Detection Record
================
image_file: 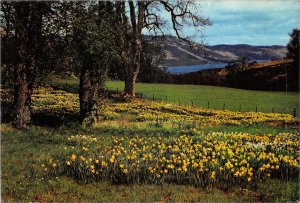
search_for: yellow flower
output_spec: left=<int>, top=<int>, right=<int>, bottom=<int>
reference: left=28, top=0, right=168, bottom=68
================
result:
left=192, top=162, right=198, bottom=168
left=120, top=164, right=124, bottom=168
left=102, top=161, right=107, bottom=167
left=110, top=156, right=115, bottom=163
left=66, top=161, right=71, bottom=166
left=247, top=177, right=251, bottom=182
left=167, top=164, right=174, bottom=169
left=71, top=154, right=76, bottom=161
left=210, top=171, right=216, bottom=179
left=123, top=169, right=128, bottom=174
left=52, top=163, right=57, bottom=167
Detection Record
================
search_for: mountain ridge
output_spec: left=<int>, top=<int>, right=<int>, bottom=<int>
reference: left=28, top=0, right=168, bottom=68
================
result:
left=150, top=36, right=287, bottom=67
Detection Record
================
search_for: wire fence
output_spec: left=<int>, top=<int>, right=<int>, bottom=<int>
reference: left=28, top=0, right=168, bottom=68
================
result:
left=113, top=88, right=298, bottom=117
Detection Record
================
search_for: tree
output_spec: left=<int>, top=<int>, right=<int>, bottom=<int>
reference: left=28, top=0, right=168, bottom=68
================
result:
left=116, top=1, right=210, bottom=97
left=2, top=2, right=53, bottom=128
left=72, top=2, right=119, bottom=125
left=225, top=56, right=249, bottom=87
left=286, top=29, right=300, bottom=91
left=286, top=29, right=300, bottom=61
left=138, top=38, right=166, bottom=83
left=1, top=2, right=72, bottom=128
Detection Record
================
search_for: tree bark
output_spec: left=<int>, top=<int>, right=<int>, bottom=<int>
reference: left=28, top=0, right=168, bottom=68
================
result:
left=123, top=2, right=145, bottom=97
left=11, top=2, right=45, bottom=128
left=124, top=71, right=137, bottom=97
left=12, top=3, right=31, bottom=128
left=79, top=59, right=105, bottom=125
left=12, top=64, right=32, bottom=128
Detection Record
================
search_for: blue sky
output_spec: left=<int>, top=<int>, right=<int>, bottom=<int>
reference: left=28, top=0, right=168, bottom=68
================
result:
left=144, top=0, right=300, bottom=46
left=199, top=0, right=300, bottom=45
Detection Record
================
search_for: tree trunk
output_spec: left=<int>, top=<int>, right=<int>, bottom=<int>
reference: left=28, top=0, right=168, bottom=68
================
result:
left=12, top=2, right=44, bottom=128
left=79, top=59, right=105, bottom=125
left=123, top=2, right=145, bottom=97
left=124, top=69, right=138, bottom=97
left=12, top=64, right=32, bottom=128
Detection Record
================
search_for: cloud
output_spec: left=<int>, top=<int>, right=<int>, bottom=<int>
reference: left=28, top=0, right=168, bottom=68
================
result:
left=199, top=0, right=300, bottom=45
left=142, top=0, right=300, bottom=45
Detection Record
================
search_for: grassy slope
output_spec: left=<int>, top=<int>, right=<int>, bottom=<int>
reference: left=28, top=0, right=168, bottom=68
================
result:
left=49, top=77, right=299, bottom=114
left=1, top=83, right=299, bottom=201
left=106, top=80, right=299, bottom=114
left=2, top=124, right=298, bottom=202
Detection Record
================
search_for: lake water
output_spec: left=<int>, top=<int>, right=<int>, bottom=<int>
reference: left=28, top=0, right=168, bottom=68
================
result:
left=167, top=60, right=270, bottom=74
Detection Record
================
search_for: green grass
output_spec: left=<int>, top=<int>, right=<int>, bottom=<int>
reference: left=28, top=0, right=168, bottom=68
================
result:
left=199, top=124, right=297, bottom=135
left=7, top=77, right=295, bottom=201
left=106, top=80, right=299, bottom=114
left=49, top=76, right=299, bottom=114
left=2, top=123, right=299, bottom=202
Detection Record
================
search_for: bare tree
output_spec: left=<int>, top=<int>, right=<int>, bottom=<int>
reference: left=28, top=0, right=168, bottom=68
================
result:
left=116, top=0, right=211, bottom=97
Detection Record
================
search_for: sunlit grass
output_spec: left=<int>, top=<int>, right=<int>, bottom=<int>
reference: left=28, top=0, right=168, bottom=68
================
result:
left=1, top=85, right=299, bottom=202
left=106, top=80, right=299, bottom=114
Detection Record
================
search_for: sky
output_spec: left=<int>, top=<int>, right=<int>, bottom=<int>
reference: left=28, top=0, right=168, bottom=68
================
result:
left=198, top=0, right=300, bottom=45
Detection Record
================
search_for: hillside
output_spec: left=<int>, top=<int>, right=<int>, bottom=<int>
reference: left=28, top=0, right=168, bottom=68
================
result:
left=161, top=60, right=299, bottom=92
left=155, top=36, right=287, bottom=66
left=1, top=85, right=299, bottom=202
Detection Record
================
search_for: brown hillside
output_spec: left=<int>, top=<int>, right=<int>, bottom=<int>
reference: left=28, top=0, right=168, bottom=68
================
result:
left=163, top=60, right=299, bottom=92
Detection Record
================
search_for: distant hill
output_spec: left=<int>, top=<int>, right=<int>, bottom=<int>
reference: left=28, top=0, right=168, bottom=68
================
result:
left=152, top=36, right=287, bottom=66
left=160, top=59, right=299, bottom=92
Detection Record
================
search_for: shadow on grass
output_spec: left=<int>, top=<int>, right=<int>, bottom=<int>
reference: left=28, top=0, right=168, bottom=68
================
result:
left=1, top=101, right=81, bottom=128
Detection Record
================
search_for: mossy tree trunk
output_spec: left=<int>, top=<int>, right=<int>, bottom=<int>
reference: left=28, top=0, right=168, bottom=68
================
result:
left=79, top=59, right=106, bottom=126
left=12, top=2, right=43, bottom=129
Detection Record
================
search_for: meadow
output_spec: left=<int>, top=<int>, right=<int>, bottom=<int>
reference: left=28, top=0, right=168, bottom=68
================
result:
left=1, top=82, right=299, bottom=202
left=50, top=76, right=299, bottom=114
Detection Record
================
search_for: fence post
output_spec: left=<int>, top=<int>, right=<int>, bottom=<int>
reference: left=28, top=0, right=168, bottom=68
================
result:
left=165, top=96, right=168, bottom=104
left=239, top=104, right=241, bottom=112
left=178, top=98, right=180, bottom=106
left=272, top=107, right=274, bottom=113
left=191, top=100, right=194, bottom=107
left=152, top=93, right=154, bottom=101
left=208, top=102, right=210, bottom=109
left=223, top=103, right=225, bottom=110
left=293, top=108, right=296, bottom=118
left=256, top=106, right=257, bottom=113
left=117, top=88, right=119, bottom=95
left=141, top=92, right=143, bottom=98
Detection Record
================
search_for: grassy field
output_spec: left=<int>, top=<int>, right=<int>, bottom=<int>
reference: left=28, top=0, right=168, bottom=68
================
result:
left=106, top=81, right=299, bottom=114
left=50, top=76, right=299, bottom=114
left=2, top=124, right=298, bottom=202
left=1, top=85, right=299, bottom=202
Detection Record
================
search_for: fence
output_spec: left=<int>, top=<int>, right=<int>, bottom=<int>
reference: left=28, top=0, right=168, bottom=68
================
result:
left=113, top=88, right=298, bottom=117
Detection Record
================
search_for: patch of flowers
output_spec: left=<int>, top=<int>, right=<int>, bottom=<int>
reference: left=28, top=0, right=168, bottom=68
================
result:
left=42, top=132, right=300, bottom=188
left=105, top=102, right=298, bottom=127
